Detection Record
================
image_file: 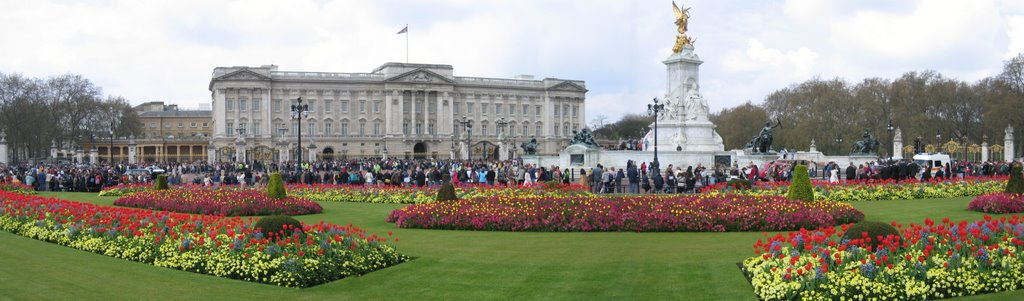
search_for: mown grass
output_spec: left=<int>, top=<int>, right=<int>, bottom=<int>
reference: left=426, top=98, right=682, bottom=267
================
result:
left=0, top=192, right=1020, bottom=300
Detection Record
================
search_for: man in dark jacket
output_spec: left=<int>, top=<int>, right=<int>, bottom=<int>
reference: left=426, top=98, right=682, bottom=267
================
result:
left=627, top=161, right=639, bottom=194
left=845, top=163, right=857, bottom=181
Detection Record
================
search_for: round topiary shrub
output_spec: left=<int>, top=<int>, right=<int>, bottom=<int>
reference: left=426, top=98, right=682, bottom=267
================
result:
left=436, top=181, right=458, bottom=202
left=841, top=221, right=900, bottom=251
left=787, top=164, right=814, bottom=202
left=1006, top=164, right=1024, bottom=194
left=254, top=215, right=303, bottom=240
left=154, top=174, right=169, bottom=190
left=726, top=179, right=752, bottom=190
left=267, top=173, right=286, bottom=199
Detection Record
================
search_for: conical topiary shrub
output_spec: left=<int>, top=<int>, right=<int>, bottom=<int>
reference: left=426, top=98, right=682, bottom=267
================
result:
left=787, top=164, right=814, bottom=201
left=436, top=181, right=458, bottom=202
left=154, top=174, right=169, bottom=190
left=1006, top=164, right=1024, bottom=194
left=267, top=173, right=287, bottom=199
left=841, top=221, right=901, bottom=251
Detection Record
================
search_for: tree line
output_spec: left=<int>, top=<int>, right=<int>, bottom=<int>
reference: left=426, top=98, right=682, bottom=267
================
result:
left=595, top=53, right=1024, bottom=158
left=712, top=53, right=1024, bottom=156
left=0, top=72, right=142, bottom=163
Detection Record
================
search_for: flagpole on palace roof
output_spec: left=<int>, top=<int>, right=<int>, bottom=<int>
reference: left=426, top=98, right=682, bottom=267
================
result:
left=397, top=24, right=408, bottom=64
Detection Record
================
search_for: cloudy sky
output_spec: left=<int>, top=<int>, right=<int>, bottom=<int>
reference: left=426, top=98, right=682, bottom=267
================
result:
left=2, top=0, right=1023, bottom=123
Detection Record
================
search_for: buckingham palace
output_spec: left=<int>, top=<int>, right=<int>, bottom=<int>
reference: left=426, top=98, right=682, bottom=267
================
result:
left=208, top=62, right=586, bottom=162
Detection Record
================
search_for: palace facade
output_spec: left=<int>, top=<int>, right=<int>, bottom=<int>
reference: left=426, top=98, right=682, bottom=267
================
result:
left=208, top=63, right=587, bottom=162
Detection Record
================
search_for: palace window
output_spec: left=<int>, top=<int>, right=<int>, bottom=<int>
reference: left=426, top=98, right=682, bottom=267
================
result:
left=253, top=98, right=260, bottom=112
left=341, top=100, right=349, bottom=113
left=573, top=106, right=578, bottom=117
left=226, top=121, right=234, bottom=137
left=253, top=120, right=261, bottom=135
left=360, top=100, right=366, bottom=113
left=467, top=103, right=474, bottom=114
left=554, top=125, right=560, bottom=137
left=374, top=101, right=381, bottom=113
left=340, top=121, right=348, bottom=137
left=240, top=99, right=247, bottom=112
left=324, top=121, right=332, bottom=136
left=324, top=101, right=332, bottom=113
left=535, top=105, right=542, bottom=116
left=453, top=102, right=460, bottom=114
left=359, top=121, right=366, bottom=137
left=307, top=121, right=316, bottom=137
left=226, top=99, right=234, bottom=111
left=536, top=124, right=542, bottom=136
left=374, top=120, right=382, bottom=137
left=554, top=105, right=560, bottom=116
left=274, top=99, right=281, bottom=112
left=482, top=104, right=489, bottom=116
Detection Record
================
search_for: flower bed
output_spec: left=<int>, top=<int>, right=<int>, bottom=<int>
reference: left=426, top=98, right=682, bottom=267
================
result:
left=387, top=194, right=863, bottom=232
left=99, top=183, right=155, bottom=197
left=0, top=182, right=36, bottom=195
left=290, top=183, right=592, bottom=204
left=0, top=191, right=406, bottom=287
left=114, top=188, right=322, bottom=216
left=968, top=193, right=1024, bottom=214
left=702, top=176, right=1006, bottom=202
left=743, top=216, right=1024, bottom=300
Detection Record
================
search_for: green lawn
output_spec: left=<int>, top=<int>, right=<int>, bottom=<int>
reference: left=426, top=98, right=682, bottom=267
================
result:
left=0, top=192, right=1022, bottom=300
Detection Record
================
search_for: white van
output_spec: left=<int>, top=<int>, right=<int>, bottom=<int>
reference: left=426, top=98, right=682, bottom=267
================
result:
left=913, top=153, right=950, bottom=177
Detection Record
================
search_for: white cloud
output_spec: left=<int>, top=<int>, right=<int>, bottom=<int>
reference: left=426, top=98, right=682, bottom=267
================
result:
left=0, top=0, right=1021, bottom=123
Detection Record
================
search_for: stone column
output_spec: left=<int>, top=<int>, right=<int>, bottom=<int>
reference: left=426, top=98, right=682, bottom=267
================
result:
left=444, top=92, right=453, bottom=136
left=982, top=142, right=989, bottom=162
left=1006, top=125, right=1015, bottom=162
left=0, top=132, right=7, bottom=165
left=89, top=147, right=98, bottom=165
left=398, top=91, right=406, bottom=137
left=499, top=141, right=509, bottom=161
left=74, top=149, right=84, bottom=164
left=50, top=141, right=58, bottom=160
left=384, top=90, right=393, bottom=136
left=422, top=91, right=428, bottom=136
left=435, top=91, right=442, bottom=137
left=892, top=128, right=903, bottom=160
left=128, top=136, right=137, bottom=164
left=207, top=142, right=216, bottom=163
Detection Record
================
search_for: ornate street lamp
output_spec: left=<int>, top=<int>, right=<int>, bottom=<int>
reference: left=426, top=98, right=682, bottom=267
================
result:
left=109, top=123, right=115, bottom=165
left=886, top=121, right=895, bottom=160
left=648, top=98, right=665, bottom=170
left=834, top=137, right=843, bottom=155
left=291, top=97, right=310, bottom=172
left=935, top=131, right=942, bottom=153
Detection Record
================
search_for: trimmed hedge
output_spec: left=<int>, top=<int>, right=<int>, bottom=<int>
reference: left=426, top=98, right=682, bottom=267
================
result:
left=254, top=215, right=303, bottom=240
left=436, top=181, right=458, bottom=202
left=786, top=164, right=814, bottom=202
left=267, top=173, right=286, bottom=199
left=1006, top=165, right=1024, bottom=194
left=154, top=174, right=169, bottom=190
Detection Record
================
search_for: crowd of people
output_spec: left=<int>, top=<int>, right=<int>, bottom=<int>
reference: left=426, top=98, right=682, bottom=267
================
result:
left=1, top=155, right=1020, bottom=194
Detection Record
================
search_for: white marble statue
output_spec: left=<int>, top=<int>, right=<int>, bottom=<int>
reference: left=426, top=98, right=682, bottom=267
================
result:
left=683, top=82, right=709, bottom=121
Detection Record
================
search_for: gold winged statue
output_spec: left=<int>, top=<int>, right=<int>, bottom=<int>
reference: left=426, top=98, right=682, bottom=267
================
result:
left=672, top=1, right=694, bottom=53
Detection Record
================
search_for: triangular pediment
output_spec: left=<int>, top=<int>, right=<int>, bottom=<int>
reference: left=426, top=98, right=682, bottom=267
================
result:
left=385, top=69, right=455, bottom=84
left=213, top=69, right=272, bottom=81
left=547, top=81, right=587, bottom=92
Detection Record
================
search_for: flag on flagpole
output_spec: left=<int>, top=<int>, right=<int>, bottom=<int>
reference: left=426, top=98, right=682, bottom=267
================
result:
left=397, top=25, right=408, bottom=34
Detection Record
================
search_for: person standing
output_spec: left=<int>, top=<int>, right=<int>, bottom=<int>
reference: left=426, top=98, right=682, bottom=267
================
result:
left=591, top=164, right=603, bottom=194
left=627, top=161, right=639, bottom=194
left=845, top=163, right=857, bottom=181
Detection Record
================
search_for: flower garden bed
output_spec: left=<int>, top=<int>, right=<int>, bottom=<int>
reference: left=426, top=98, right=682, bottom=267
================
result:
left=290, top=183, right=593, bottom=204
left=0, top=191, right=406, bottom=287
left=114, top=188, right=322, bottom=216
left=968, top=193, right=1024, bottom=214
left=703, top=176, right=1007, bottom=202
left=387, top=194, right=863, bottom=232
left=99, top=183, right=155, bottom=196
left=0, top=182, right=36, bottom=195
left=743, top=216, right=1024, bottom=300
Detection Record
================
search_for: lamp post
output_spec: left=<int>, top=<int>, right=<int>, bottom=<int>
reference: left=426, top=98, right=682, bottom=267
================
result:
left=834, top=137, right=843, bottom=155
left=291, top=97, right=310, bottom=172
left=648, top=98, right=665, bottom=170
left=109, top=123, right=115, bottom=165
left=457, top=116, right=473, bottom=159
left=935, top=131, right=942, bottom=153
left=886, top=121, right=895, bottom=160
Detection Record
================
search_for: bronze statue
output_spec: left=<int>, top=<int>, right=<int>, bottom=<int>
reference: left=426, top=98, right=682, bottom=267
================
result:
left=520, top=138, right=540, bottom=155
left=570, top=128, right=601, bottom=148
left=851, top=128, right=880, bottom=155
left=745, top=119, right=781, bottom=153
left=672, top=1, right=694, bottom=53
